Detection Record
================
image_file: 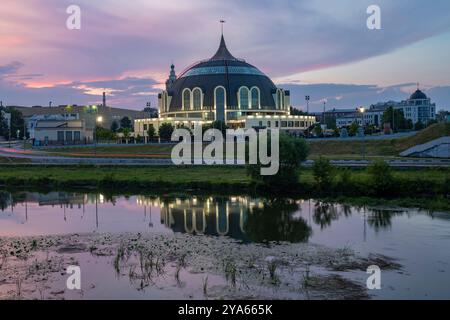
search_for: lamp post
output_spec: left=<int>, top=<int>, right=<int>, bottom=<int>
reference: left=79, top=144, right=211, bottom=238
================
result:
left=392, top=106, right=395, bottom=134
left=95, top=115, right=103, bottom=156
left=305, top=95, right=310, bottom=138
left=358, top=107, right=366, bottom=160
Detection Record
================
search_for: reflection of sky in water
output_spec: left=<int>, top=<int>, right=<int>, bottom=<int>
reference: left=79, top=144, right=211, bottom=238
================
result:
left=1, top=191, right=450, bottom=299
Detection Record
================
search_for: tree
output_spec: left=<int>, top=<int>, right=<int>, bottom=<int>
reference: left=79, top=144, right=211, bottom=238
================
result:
left=324, top=115, right=337, bottom=130
left=122, top=127, right=131, bottom=144
left=290, top=107, right=308, bottom=116
left=368, top=160, right=395, bottom=195
left=406, top=119, right=414, bottom=130
left=414, top=121, right=425, bottom=131
left=437, top=110, right=450, bottom=123
left=244, top=199, right=312, bottom=243
left=348, top=121, right=359, bottom=136
left=313, top=157, right=335, bottom=190
left=147, top=125, right=155, bottom=141
left=143, top=107, right=158, bottom=118
left=382, top=107, right=408, bottom=131
left=96, top=126, right=115, bottom=141
left=247, top=133, right=310, bottom=187
left=5, top=107, right=26, bottom=139
left=110, top=120, right=119, bottom=133
left=313, top=124, right=323, bottom=137
left=0, top=109, right=8, bottom=138
left=158, top=122, right=174, bottom=141
left=120, top=116, right=132, bottom=129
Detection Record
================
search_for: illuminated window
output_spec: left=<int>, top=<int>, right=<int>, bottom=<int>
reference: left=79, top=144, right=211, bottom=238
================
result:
left=193, top=88, right=202, bottom=110
left=239, top=87, right=249, bottom=109
left=250, top=87, right=260, bottom=109
left=276, top=89, right=283, bottom=109
left=183, top=89, right=191, bottom=110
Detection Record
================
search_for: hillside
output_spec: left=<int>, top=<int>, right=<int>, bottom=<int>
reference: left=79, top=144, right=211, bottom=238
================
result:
left=309, top=123, right=450, bottom=158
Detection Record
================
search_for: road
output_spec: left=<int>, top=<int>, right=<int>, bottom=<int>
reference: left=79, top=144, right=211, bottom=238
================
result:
left=1, top=145, right=449, bottom=168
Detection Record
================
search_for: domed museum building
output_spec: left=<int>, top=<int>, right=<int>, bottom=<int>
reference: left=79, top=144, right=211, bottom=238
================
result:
left=135, top=35, right=316, bottom=138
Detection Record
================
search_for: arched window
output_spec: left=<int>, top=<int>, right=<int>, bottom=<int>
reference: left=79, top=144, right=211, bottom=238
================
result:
left=239, top=87, right=249, bottom=109
left=193, top=88, right=202, bottom=110
left=250, top=87, right=260, bottom=109
left=183, top=89, right=191, bottom=110
left=214, top=86, right=226, bottom=121
left=276, top=89, right=283, bottom=109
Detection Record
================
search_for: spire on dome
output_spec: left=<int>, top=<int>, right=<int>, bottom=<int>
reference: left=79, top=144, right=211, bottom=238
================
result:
left=210, top=35, right=237, bottom=61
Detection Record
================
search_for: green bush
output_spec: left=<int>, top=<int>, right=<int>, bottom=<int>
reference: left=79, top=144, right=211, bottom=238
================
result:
left=339, top=168, right=352, bottom=187
left=247, top=133, right=309, bottom=187
left=158, top=123, right=175, bottom=141
left=367, top=160, right=395, bottom=195
left=313, top=157, right=335, bottom=190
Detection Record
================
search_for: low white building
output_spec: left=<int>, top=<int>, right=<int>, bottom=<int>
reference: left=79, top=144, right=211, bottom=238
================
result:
left=336, top=108, right=384, bottom=128
left=31, top=117, right=93, bottom=146
left=335, top=89, right=437, bottom=129
left=134, top=114, right=316, bottom=141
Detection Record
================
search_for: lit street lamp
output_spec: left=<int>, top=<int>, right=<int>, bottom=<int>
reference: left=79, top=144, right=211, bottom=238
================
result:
left=358, top=107, right=366, bottom=160
left=305, top=95, right=310, bottom=138
left=95, top=114, right=103, bottom=156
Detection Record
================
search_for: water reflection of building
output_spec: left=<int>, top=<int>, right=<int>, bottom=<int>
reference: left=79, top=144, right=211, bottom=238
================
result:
left=158, top=196, right=264, bottom=241
left=3, top=192, right=86, bottom=208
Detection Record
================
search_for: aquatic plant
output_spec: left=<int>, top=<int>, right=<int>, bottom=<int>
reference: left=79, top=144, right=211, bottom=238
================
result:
left=15, top=277, right=22, bottom=298
left=202, top=276, right=209, bottom=298
left=0, top=250, right=7, bottom=270
left=224, top=259, right=237, bottom=288
left=267, top=260, right=280, bottom=285
left=114, top=244, right=126, bottom=275
left=302, top=264, right=311, bottom=288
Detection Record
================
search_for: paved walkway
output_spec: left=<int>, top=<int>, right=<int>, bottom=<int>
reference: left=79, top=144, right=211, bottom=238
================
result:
left=1, top=146, right=449, bottom=168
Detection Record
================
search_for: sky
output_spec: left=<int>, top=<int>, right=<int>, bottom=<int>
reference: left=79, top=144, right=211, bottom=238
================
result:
left=1, top=0, right=450, bottom=112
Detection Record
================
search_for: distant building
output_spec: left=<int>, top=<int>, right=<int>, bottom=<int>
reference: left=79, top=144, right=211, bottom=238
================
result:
left=334, top=89, right=437, bottom=128
left=336, top=107, right=384, bottom=128
left=13, top=105, right=147, bottom=132
left=374, top=89, right=436, bottom=125
left=30, top=117, right=93, bottom=146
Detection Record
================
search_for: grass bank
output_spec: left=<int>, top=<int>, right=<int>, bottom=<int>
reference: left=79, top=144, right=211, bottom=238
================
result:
left=308, top=123, right=450, bottom=158
left=36, top=123, right=449, bottom=159
left=0, top=165, right=449, bottom=209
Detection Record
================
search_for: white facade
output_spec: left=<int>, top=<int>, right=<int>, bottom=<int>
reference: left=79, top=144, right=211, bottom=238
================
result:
left=336, top=109, right=384, bottom=128
left=134, top=114, right=316, bottom=140
left=31, top=118, right=93, bottom=146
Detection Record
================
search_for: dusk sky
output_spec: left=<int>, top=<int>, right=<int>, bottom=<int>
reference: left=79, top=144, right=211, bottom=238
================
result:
left=1, top=0, right=450, bottom=111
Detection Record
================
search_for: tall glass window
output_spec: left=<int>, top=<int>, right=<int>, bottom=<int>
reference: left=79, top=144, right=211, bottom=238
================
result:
left=183, top=89, right=191, bottom=110
left=215, top=87, right=226, bottom=121
left=277, top=90, right=283, bottom=109
left=239, top=87, right=249, bottom=109
left=251, top=87, right=260, bottom=109
left=193, top=88, right=202, bottom=110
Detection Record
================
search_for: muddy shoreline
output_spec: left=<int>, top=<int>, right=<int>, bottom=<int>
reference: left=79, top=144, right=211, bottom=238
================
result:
left=0, top=232, right=401, bottom=300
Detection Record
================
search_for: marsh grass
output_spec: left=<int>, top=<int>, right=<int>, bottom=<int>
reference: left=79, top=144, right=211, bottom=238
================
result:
left=302, top=264, right=311, bottom=289
left=267, top=260, right=280, bottom=285
left=175, top=254, right=187, bottom=285
left=15, top=277, right=22, bottom=298
left=224, top=259, right=237, bottom=288
left=0, top=250, right=7, bottom=270
left=202, top=276, right=209, bottom=298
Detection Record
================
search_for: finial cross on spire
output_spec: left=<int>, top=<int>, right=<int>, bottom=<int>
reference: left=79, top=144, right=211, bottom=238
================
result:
left=220, top=20, right=226, bottom=35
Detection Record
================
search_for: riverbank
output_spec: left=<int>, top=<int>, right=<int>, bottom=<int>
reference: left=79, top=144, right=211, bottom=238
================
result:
left=0, top=232, right=402, bottom=300
left=1, top=165, right=449, bottom=203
